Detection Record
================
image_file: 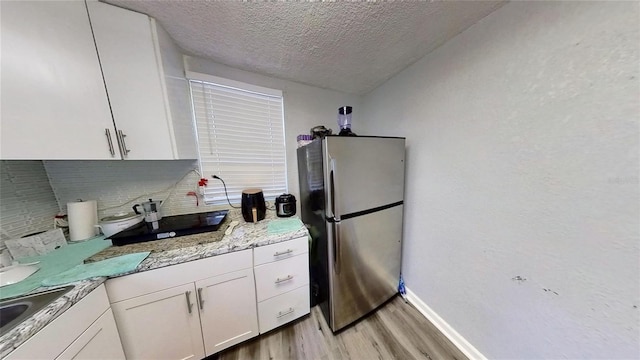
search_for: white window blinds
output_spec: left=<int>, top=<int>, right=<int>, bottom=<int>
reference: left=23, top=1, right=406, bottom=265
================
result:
left=189, top=77, right=287, bottom=205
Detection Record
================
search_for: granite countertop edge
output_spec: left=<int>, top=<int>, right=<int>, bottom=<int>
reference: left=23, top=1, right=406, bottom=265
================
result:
left=0, top=214, right=309, bottom=357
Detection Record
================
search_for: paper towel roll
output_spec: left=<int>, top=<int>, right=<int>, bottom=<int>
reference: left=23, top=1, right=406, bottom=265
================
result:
left=67, top=200, right=98, bottom=241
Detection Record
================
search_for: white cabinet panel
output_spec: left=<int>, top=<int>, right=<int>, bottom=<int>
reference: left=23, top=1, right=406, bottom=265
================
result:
left=0, top=1, right=117, bottom=160
left=56, top=309, right=125, bottom=360
left=257, top=286, right=310, bottom=334
left=197, top=268, right=259, bottom=355
left=110, top=283, right=205, bottom=360
left=254, top=236, right=309, bottom=266
left=86, top=0, right=174, bottom=160
left=254, top=253, right=309, bottom=302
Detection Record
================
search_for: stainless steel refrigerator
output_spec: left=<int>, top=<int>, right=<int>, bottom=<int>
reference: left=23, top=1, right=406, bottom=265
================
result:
left=297, top=135, right=405, bottom=332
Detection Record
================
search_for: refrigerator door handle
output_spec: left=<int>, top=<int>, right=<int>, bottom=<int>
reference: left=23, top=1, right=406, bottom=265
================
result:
left=333, top=221, right=341, bottom=274
left=328, top=158, right=340, bottom=221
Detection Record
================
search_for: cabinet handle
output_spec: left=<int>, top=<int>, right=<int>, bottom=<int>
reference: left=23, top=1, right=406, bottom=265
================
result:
left=276, top=307, right=295, bottom=318
left=185, top=291, right=193, bottom=314
left=104, top=129, right=116, bottom=157
left=197, top=287, right=204, bottom=310
left=274, top=249, right=293, bottom=257
left=275, top=275, right=294, bottom=284
left=117, top=130, right=131, bottom=157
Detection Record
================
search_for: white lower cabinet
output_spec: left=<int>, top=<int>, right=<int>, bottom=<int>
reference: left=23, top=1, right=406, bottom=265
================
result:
left=106, top=249, right=258, bottom=359
left=56, top=309, right=124, bottom=360
left=5, top=285, right=125, bottom=360
left=197, top=268, right=259, bottom=354
left=105, top=238, right=310, bottom=359
left=254, top=236, right=311, bottom=334
left=109, top=283, right=205, bottom=360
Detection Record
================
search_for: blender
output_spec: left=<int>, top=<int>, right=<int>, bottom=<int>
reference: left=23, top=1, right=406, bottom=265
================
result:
left=337, top=106, right=357, bottom=136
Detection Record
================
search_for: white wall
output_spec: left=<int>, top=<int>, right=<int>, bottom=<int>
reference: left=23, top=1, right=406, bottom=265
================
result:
left=0, top=161, right=60, bottom=240
left=361, top=2, right=639, bottom=359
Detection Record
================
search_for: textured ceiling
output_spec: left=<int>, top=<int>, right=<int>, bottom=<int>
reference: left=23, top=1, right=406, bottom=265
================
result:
left=103, top=1, right=506, bottom=95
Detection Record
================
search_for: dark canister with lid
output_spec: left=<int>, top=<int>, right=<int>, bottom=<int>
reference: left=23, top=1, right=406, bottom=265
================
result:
left=241, top=188, right=267, bottom=223
left=275, top=194, right=297, bottom=217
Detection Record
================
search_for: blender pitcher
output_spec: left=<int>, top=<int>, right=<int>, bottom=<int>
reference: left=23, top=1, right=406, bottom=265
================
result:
left=337, top=106, right=356, bottom=136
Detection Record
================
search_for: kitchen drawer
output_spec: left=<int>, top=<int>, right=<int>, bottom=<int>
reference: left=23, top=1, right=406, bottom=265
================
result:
left=257, top=285, right=310, bottom=334
left=254, top=253, right=309, bottom=302
left=254, top=236, right=308, bottom=266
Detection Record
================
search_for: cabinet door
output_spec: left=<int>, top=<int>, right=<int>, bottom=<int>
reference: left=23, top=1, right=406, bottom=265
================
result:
left=0, top=1, right=118, bottom=160
left=56, top=309, right=125, bottom=360
left=196, top=268, right=259, bottom=356
left=110, top=283, right=205, bottom=360
left=86, top=1, right=176, bottom=160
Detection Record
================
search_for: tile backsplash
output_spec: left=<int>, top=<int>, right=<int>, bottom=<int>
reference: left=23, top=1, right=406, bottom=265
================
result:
left=0, top=161, right=60, bottom=240
left=1, top=159, right=228, bottom=243
left=43, top=160, right=225, bottom=220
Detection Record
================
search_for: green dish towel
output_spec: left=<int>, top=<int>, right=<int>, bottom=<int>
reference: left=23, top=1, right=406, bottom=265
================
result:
left=42, top=252, right=150, bottom=286
left=267, top=218, right=304, bottom=235
left=0, top=238, right=111, bottom=300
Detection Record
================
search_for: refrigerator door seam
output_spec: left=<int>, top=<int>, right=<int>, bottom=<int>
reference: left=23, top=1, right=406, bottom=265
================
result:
left=340, top=200, right=404, bottom=220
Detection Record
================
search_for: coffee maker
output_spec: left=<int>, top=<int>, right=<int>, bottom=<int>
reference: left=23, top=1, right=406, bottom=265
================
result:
left=133, top=199, right=162, bottom=230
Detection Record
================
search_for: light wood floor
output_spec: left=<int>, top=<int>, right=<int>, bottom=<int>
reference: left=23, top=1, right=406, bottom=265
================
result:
left=213, top=296, right=467, bottom=360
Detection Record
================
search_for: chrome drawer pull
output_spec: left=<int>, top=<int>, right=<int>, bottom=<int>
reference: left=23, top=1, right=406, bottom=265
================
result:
left=274, top=249, right=293, bottom=257
left=275, top=275, right=294, bottom=284
left=276, top=307, right=295, bottom=318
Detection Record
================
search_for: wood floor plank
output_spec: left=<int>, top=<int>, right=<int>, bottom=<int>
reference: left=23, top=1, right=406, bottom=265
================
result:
left=214, top=296, right=468, bottom=360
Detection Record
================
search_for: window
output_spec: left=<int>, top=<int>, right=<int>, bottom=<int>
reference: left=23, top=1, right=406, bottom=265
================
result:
left=188, top=73, right=287, bottom=205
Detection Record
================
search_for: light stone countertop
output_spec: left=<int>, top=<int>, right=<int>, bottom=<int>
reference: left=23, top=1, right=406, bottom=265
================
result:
left=0, top=209, right=309, bottom=358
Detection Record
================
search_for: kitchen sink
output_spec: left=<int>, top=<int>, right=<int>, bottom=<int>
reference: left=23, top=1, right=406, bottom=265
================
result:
left=0, top=286, right=73, bottom=336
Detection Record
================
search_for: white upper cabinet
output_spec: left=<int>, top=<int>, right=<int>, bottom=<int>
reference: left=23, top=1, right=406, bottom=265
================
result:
left=86, top=1, right=196, bottom=160
left=0, top=0, right=197, bottom=160
left=0, top=1, right=117, bottom=160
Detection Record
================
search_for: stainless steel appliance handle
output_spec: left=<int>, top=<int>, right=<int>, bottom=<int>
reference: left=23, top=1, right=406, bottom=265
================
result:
left=327, top=158, right=338, bottom=220
left=276, top=307, right=295, bottom=318
left=275, top=275, right=294, bottom=284
left=197, top=287, right=204, bottom=310
left=333, top=222, right=341, bottom=274
left=330, top=159, right=340, bottom=219
left=104, top=129, right=115, bottom=157
left=117, top=130, right=131, bottom=157
left=185, top=290, right=193, bottom=314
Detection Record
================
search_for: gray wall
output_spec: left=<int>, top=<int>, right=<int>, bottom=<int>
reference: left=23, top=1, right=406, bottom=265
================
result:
left=360, top=2, right=639, bottom=358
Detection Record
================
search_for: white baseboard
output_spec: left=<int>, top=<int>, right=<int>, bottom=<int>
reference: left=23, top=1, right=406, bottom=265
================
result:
left=404, top=287, right=487, bottom=360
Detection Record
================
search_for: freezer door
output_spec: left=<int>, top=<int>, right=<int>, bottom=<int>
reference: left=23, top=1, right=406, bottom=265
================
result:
left=323, top=136, right=405, bottom=220
left=327, top=204, right=403, bottom=331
